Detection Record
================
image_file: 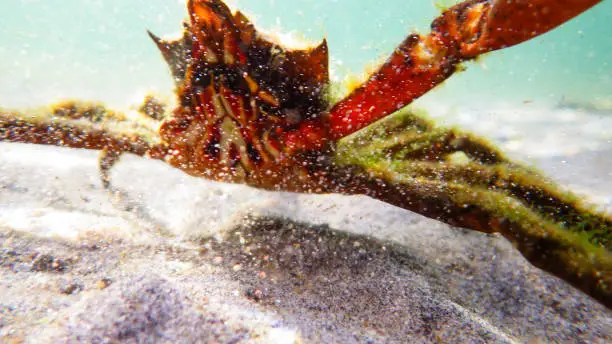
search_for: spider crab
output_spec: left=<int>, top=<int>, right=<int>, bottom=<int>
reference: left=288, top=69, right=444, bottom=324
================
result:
left=1, top=0, right=610, bottom=308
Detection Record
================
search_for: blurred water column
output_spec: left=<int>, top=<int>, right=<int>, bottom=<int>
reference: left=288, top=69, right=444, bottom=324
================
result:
left=0, top=0, right=609, bottom=109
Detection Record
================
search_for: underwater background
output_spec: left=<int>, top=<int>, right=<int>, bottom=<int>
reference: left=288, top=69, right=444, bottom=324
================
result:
left=1, top=0, right=611, bottom=157
left=1, top=0, right=611, bottom=106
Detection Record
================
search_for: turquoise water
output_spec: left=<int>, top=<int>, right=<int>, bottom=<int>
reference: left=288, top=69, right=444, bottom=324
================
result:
left=0, top=0, right=610, bottom=109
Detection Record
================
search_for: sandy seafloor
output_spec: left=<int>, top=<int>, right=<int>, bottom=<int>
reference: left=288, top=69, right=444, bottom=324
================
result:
left=0, top=103, right=611, bottom=343
left=1, top=0, right=612, bottom=342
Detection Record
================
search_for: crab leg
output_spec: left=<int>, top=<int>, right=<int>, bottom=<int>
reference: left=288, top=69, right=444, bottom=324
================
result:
left=339, top=163, right=612, bottom=309
left=327, top=0, right=603, bottom=139
left=0, top=111, right=169, bottom=187
left=331, top=107, right=612, bottom=307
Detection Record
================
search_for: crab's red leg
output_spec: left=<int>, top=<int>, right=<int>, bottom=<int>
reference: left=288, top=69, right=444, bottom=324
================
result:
left=0, top=113, right=168, bottom=161
left=327, top=0, right=603, bottom=140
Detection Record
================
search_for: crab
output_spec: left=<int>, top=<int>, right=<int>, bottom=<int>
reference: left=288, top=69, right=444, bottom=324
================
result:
left=1, top=0, right=610, bottom=308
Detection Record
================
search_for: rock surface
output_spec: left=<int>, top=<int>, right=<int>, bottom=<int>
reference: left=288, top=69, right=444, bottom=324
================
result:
left=1, top=142, right=611, bottom=343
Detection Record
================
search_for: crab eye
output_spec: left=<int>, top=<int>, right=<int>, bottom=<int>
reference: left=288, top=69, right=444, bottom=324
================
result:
left=221, top=68, right=250, bottom=95
left=193, top=70, right=212, bottom=87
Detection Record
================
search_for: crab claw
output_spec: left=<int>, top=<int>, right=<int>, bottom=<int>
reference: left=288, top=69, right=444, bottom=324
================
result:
left=459, top=0, right=602, bottom=57
left=328, top=0, right=603, bottom=140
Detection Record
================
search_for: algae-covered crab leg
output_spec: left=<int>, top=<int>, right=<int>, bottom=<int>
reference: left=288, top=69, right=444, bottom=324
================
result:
left=346, top=163, right=612, bottom=309
left=0, top=109, right=169, bottom=187
left=327, top=0, right=603, bottom=139
left=332, top=110, right=612, bottom=308
left=337, top=112, right=611, bottom=248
